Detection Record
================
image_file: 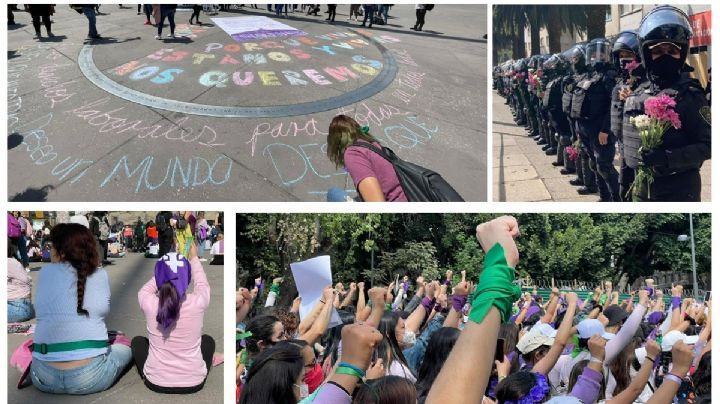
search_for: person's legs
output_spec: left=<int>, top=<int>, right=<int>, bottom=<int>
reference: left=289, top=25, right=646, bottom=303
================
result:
left=168, top=11, right=175, bottom=36
left=144, top=4, right=152, bottom=23
left=157, top=11, right=166, bottom=37
left=595, top=141, right=620, bottom=201
left=418, top=9, right=426, bottom=30
left=31, top=12, right=41, bottom=36
left=197, top=238, right=205, bottom=258
left=201, top=335, right=216, bottom=373
left=361, top=7, right=370, bottom=26
left=17, top=234, right=28, bottom=268
left=7, top=298, right=35, bottom=323
left=131, top=336, right=150, bottom=379
left=42, top=12, right=52, bottom=34
left=83, top=7, right=98, bottom=37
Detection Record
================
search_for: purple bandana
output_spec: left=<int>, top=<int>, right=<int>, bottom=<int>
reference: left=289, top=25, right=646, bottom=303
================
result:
left=155, top=252, right=191, bottom=298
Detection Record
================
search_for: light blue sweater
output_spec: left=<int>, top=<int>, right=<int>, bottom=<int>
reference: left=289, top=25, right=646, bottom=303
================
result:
left=33, top=262, right=110, bottom=361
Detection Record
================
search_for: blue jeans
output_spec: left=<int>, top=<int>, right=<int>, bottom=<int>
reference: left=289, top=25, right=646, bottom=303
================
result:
left=8, top=298, right=35, bottom=322
left=17, top=234, right=29, bottom=267
left=30, top=344, right=132, bottom=395
left=326, top=187, right=349, bottom=202
left=197, top=238, right=205, bottom=257
left=379, top=5, right=389, bottom=23
left=83, top=7, right=98, bottom=37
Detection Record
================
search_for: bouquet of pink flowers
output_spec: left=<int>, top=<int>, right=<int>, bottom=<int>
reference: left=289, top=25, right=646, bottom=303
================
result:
left=564, top=145, right=579, bottom=162
left=624, top=60, right=641, bottom=86
left=627, top=94, right=682, bottom=199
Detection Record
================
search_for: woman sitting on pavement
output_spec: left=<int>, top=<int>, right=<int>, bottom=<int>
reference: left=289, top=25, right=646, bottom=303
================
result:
left=30, top=223, right=132, bottom=395
left=132, top=242, right=215, bottom=393
left=7, top=238, right=35, bottom=323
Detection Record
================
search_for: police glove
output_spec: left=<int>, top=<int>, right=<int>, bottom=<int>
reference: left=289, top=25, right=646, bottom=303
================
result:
left=640, top=148, right=669, bottom=168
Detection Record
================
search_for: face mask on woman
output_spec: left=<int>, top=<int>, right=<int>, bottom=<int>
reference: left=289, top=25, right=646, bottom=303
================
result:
left=294, top=383, right=309, bottom=399
left=304, top=363, right=324, bottom=393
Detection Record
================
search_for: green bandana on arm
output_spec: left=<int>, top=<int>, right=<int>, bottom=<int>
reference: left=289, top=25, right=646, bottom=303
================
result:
left=468, top=243, right=521, bottom=324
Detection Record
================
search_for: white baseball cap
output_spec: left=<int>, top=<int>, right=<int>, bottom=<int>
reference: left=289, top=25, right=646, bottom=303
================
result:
left=577, top=319, right=615, bottom=340
left=517, top=329, right=555, bottom=355
left=661, top=330, right=699, bottom=352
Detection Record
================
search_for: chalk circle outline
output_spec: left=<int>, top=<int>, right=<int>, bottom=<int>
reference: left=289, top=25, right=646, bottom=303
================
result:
left=78, top=30, right=398, bottom=118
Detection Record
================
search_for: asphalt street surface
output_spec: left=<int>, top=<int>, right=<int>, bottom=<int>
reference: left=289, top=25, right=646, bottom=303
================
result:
left=8, top=5, right=486, bottom=201
left=7, top=251, right=225, bottom=404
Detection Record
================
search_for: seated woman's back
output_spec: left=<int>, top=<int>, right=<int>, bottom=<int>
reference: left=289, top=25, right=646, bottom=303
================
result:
left=34, top=262, right=109, bottom=361
left=138, top=254, right=211, bottom=386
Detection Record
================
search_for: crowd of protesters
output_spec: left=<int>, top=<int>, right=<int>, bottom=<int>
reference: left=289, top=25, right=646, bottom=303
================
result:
left=236, top=216, right=711, bottom=403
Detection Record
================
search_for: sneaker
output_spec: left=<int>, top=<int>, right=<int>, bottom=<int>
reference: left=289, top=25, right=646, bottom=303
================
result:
left=47, top=32, right=55, bottom=37
left=144, top=21, right=151, bottom=25
left=155, top=34, right=161, bottom=39
left=25, top=267, right=30, bottom=273
left=167, top=33, right=175, bottom=38
left=199, top=258, right=207, bottom=262
left=34, top=32, right=41, bottom=39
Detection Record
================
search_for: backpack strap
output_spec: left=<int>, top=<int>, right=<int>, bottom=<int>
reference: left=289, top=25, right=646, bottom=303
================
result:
left=349, top=142, right=394, bottom=165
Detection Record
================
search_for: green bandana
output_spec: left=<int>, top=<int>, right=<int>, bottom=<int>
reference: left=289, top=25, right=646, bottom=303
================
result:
left=270, top=283, right=281, bottom=295
left=468, top=243, right=521, bottom=324
left=570, top=334, right=585, bottom=358
left=361, top=126, right=370, bottom=134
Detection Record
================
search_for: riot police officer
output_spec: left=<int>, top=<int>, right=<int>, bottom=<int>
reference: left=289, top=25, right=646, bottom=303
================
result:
left=543, top=54, right=574, bottom=169
left=611, top=30, right=646, bottom=201
left=562, top=44, right=595, bottom=191
left=570, top=38, right=619, bottom=201
left=623, top=5, right=710, bottom=201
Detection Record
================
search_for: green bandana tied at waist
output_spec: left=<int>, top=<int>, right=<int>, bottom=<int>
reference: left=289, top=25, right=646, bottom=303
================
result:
left=468, top=243, right=521, bottom=324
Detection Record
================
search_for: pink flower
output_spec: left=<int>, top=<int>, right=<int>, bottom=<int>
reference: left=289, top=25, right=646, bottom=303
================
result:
left=625, top=60, right=641, bottom=74
left=644, top=95, right=682, bottom=129
left=565, top=146, right=579, bottom=161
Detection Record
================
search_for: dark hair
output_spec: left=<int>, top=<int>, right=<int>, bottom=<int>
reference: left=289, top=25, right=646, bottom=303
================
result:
left=156, top=281, right=180, bottom=333
left=275, top=308, right=300, bottom=339
left=377, top=311, right=413, bottom=378
left=692, top=351, right=711, bottom=397
left=50, top=223, right=100, bottom=316
left=609, top=338, right=637, bottom=396
left=496, top=371, right=543, bottom=403
left=354, top=375, right=416, bottom=404
left=246, top=314, right=281, bottom=356
left=240, top=343, right=303, bottom=404
left=326, top=114, right=379, bottom=168
left=416, top=327, right=461, bottom=402
left=567, top=359, right=606, bottom=400
left=8, top=237, right=18, bottom=258
left=520, top=345, right=550, bottom=366
left=321, top=309, right=356, bottom=368
left=499, top=322, right=521, bottom=374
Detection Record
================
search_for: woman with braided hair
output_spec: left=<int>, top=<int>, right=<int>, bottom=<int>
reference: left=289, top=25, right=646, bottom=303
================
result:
left=30, top=223, right=132, bottom=394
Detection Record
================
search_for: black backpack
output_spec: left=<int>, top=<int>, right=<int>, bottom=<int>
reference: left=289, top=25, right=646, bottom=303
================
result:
left=351, top=143, right=464, bottom=202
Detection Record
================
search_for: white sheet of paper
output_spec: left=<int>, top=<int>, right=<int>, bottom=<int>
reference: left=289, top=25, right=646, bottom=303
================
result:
left=290, top=255, right=342, bottom=327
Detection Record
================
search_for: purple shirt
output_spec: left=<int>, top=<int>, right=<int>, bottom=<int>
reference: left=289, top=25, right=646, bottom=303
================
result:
left=344, top=142, right=407, bottom=202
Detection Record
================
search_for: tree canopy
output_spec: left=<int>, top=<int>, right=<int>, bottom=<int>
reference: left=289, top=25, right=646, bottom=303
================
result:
left=237, top=213, right=710, bottom=304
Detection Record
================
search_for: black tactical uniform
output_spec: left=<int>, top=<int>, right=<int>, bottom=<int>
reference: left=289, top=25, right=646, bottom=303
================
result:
left=611, top=30, right=647, bottom=201
left=562, top=44, right=596, bottom=191
left=543, top=54, right=573, bottom=168
left=623, top=6, right=711, bottom=201
left=570, top=38, right=619, bottom=201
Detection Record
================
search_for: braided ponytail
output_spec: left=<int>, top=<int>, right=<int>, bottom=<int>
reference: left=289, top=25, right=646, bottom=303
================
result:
left=49, top=223, right=100, bottom=316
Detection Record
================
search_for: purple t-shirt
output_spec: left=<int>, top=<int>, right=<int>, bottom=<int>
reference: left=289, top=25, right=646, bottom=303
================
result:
left=344, top=142, right=407, bottom=201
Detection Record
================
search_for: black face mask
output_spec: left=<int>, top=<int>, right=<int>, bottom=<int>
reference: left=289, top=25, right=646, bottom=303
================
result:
left=650, top=54, right=683, bottom=81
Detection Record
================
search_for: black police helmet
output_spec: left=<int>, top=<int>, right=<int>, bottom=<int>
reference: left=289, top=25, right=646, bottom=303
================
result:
left=638, top=5, right=692, bottom=69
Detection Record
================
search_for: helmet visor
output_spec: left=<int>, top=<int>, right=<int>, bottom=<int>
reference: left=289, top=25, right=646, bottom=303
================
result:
left=586, top=42, right=611, bottom=64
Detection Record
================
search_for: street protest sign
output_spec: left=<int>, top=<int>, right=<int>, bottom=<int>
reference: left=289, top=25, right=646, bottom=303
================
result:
left=290, top=255, right=342, bottom=327
left=211, top=16, right=306, bottom=41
